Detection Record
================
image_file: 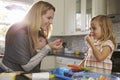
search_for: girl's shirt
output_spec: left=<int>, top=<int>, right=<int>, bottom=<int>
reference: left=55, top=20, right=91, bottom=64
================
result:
left=84, top=40, right=115, bottom=74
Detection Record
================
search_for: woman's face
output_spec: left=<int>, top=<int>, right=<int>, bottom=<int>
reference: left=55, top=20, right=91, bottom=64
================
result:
left=90, top=22, right=102, bottom=40
left=41, top=9, right=55, bottom=31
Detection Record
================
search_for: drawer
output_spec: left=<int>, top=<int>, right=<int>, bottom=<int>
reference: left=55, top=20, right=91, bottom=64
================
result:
left=56, top=57, right=82, bottom=65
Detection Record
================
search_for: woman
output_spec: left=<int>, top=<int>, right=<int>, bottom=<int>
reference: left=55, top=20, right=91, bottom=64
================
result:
left=2, top=1, right=62, bottom=72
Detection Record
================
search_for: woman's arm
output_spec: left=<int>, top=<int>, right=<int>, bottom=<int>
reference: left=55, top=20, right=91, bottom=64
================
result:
left=21, top=39, right=62, bottom=72
left=21, top=45, right=51, bottom=72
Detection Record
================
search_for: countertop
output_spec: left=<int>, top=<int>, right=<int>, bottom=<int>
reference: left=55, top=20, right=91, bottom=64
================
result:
left=48, top=52, right=85, bottom=60
left=48, top=49, right=120, bottom=60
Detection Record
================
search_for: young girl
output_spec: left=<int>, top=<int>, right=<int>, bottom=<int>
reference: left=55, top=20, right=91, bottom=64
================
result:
left=80, top=15, right=117, bottom=74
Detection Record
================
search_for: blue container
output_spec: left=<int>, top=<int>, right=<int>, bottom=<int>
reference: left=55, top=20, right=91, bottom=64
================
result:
left=50, top=67, right=73, bottom=80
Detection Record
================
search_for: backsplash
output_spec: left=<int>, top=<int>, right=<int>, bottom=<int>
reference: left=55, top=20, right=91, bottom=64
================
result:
left=113, top=22, right=120, bottom=42
left=50, top=22, right=120, bottom=53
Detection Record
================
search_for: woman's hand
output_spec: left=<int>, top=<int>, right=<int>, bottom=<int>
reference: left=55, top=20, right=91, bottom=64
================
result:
left=48, top=39, right=63, bottom=50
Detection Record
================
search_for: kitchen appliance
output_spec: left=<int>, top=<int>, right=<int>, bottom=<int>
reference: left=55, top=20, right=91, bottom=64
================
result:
left=111, top=43, right=120, bottom=73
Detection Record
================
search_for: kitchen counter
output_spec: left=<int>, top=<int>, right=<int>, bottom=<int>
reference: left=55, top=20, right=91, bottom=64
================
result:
left=48, top=52, right=85, bottom=60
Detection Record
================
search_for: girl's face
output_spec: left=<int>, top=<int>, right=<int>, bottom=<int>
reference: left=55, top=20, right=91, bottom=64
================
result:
left=41, top=9, right=54, bottom=31
left=90, top=22, right=102, bottom=40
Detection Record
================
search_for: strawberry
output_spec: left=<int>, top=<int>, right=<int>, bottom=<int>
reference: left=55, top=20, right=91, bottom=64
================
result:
left=89, top=32, right=94, bottom=37
left=59, top=39, right=62, bottom=43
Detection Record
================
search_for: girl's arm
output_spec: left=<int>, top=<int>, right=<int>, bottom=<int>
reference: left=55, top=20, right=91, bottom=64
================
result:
left=78, top=60, right=85, bottom=67
left=91, top=43, right=111, bottom=61
left=85, top=35, right=112, bottom=61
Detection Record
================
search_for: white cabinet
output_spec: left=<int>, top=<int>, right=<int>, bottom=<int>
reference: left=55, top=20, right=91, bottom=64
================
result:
left=40, top=56, right=56, bottom=70
left=35, top=0, right=113, bottom=36
left=44, top=0, right=65, bottom=36
left=64, top=0, right=76, bottom=35
left=45, top=0, right=91, bottom=36
left=40, top=56, right=82, bottom=70
left=107, top=0, right=120, bottom=15
left=92, top=0, right=107, bottom=17
left=56, top=57, right=82, bottom=67
left=91, top=0, right=120, bottom=16
left=65, top=0, right=92, bottom=35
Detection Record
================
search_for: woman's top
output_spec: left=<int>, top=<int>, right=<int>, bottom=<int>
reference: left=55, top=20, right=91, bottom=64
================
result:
left=2, top=22, right=51, bottom=72
left=84, top=40, right=114, bottom=74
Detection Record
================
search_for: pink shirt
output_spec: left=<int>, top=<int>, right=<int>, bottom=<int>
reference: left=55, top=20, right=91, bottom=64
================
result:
left=84, top=40, right=114, bottom=74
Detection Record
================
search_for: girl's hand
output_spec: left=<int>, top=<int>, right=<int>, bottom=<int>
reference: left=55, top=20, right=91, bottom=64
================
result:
left=85, top=34, right=94, bottom=46
left=48, top=39, right=63, bottom=50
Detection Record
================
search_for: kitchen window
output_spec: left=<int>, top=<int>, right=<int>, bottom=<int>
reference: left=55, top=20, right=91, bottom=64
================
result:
left=0, top=0, right=31, bottom=54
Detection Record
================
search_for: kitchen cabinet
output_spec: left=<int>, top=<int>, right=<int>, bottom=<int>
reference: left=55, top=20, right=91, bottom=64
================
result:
left=34, top=0, right=112, bottom=36
left=40, top=56, right=56, bottom=70
left=64, top=0, right=76, bottom=35
left=44, top=0, right=91, bottom=36
left=92, top=0, right=120, bottom=16
left=44, top=0, right=65, bottom=36
left=65, top=0, right=92, bottom=35
left=107, top=0, right=120, bottom=15
left=92, top=0, right=107, bottom=17
left=89, top=0, right=120, bottom=16
left=56, top=56, right=82, bottom=67
left=40, top=56, right=83, bottom=70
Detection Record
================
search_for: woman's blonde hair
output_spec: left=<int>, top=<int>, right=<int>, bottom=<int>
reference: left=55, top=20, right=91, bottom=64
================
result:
left=91, top=15, right=117, bottom=48
left=23, top=1, right=55, bottom=56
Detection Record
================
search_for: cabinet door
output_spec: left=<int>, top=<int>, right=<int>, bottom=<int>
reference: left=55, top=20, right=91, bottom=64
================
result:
left=56, top=57, right=82, bottom=67
left=64, top=0, right=76, bottom=35
left=92, top=0, right=107, bottom=17
left=45, top=0, right=65, bottom=36
left=40, top=56, right=56, bottom=70
left=65, top=0, right=91, bottom=35
left=107, top=0, right=120, bottom=15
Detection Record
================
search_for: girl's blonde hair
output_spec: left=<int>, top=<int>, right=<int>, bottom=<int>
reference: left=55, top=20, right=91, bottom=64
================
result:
left=91, top=15, right=117, bottom=48
left=23, top=1, right=55, bottom=56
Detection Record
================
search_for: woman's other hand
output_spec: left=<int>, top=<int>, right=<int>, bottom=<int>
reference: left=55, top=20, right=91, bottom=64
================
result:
left=48, top=39, right=63, bottom=50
